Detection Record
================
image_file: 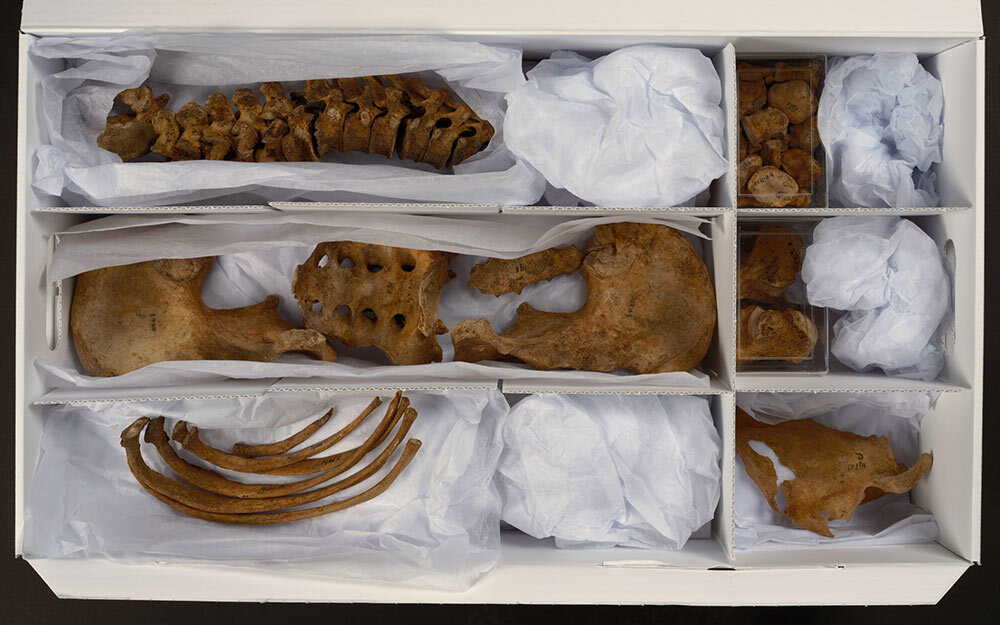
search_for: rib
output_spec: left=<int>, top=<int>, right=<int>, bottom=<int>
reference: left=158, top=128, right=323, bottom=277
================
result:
left=173, top=396, right=383, bottom=472
left=144, top=417, right=345, bottom=499
left=125, top=409, right=418, bottom=514
left=256, top=397, right=410, bottom=476
left=121, top=417, right=421, bottom=525
left=230, top=410, right=333, bottom=457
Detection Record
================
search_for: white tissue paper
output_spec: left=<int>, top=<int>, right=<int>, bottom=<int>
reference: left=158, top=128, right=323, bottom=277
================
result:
left=801, top=216, right=951, bottom=380
left=503, top=46, right=729, bottom=207
left=497, top=394, right=721, bottom=549
left=818, top=53, right=944, bottom=208
left=39, top=212, right=714, bottom=391
left=30, top=33, right=546, bottom=206
left=22, top=389, right=507, bottom=591
left=736, top=392, right=938, bottom=550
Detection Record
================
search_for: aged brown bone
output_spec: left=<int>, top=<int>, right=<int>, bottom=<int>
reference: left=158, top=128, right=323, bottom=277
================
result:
left=293, top=242, right=455, bottom=365
left=96, top=86, right=169, bottom=161
left=469, top=246, right=584, bottom=296
left=781, top=148, right=823, bottom=189
left=451, top=223, right=716, bottom=374
left=738, top=78, right=767, bottom=117
left=173, top=395, right=387, bottom=473
left=70, top=257, right=336, bottom=377
left=741, top=107, right=789, bottom=147
left=120, top=412, right=422, bottom=525
left=231, top=411, right=333, bottom=458
left=736, top=408, right=933, bottom=537
left=789, top=117, right=820, bottom=151
left=98, top=76, right=493, bottom=169
left=739, top=226, right=805, bottom=304
left=738, top=154, right=763, bottom=190
left=747, top=166, right=799, bottom=208
left=145, top=417, right=348, bottom=499
left=767, top=80, right=817, bottom=125
left=133, top=409, right=417, bottom=514
left=739, top=305, right=818, bottom=363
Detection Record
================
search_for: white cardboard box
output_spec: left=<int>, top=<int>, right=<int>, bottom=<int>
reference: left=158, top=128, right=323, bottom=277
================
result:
left=15, top=0, right=984, bottom=604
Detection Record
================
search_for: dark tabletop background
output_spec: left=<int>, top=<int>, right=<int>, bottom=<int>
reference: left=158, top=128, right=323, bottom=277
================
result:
left=0, top=2, right=996, bottom=622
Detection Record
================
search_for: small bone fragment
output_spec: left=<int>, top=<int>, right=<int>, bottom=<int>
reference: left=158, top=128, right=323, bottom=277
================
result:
left=736, top=408, right=933, bottom=537
left=738, top=62, right=775, bottom=83
left=747, top=166, right=799, bottom=208
left=737, top=154, right=763, bottom=190
left=760, top=137, right=786, bottom=168
left=70, top=257, right=336, bottom=377
left=174, top=396, right=386, bottom=473
left=741, top=108, right=789, bottom=146
left=774, top=60, right=823, bottom=89
left=767, top=80, right=817, bottom=125
left=781, top=148, right=823, bottom=189
left=789, top=117, right=821, bottom=151
left=96, top=86, right=170, bottom=161
left=738, top=79, right=767, bottom=117
left=739, top=226, right=805, bottom=304
left=739, top=305, right=818, bottom=363
left=469, top=247, right=583, bottom=296
left=231, top=411, right=333, bottom=457
left=452, top=223, right=716, bottom=374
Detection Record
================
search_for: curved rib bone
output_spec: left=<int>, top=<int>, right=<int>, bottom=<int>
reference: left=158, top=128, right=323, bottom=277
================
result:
left=126, top=409, right=418, bottom=514
left=231, top=411, right=333, bottom=458
left=121, top=417, right=421, bottom=525
left=145, top=417, right=344, bottom=499
left=173, top=396, right=385, bottom=473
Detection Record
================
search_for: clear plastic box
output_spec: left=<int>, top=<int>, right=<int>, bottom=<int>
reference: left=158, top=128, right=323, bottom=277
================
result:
left=737, top=218, right=828, bottom=374
left=737, top=56, right=827, bottom=209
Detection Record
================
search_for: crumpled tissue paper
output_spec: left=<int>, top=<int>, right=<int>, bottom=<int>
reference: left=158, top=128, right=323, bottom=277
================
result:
left=801, top=216, right=951, bottom=380
left=497, top=394, right=721, bottom=549
left=736, top=392, right=938, bottom=550
left=818, top=53, right=944, bottom=207
left=503, top=46, right=729, bottom=207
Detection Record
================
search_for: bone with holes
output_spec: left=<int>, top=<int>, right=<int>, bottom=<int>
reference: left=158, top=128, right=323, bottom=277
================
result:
left=120, top=391, right=422, bottom=524
left=292, top=241, right=456, bottom=365
left=98, top=78, right=494, bottom=169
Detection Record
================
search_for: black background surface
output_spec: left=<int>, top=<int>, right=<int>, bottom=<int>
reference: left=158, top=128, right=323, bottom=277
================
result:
left=0, top=1, right=996, bottom=622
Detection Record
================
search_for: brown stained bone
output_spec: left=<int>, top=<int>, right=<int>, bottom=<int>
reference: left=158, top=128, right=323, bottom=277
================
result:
left=747, top=166, right=799, bottom=208
left=737, top=62, right=775, bottom=83
left=739, top=305, right=818, bottom=363
left=774, top=60, right=823, bottom=89
left=231, top=411, right=333, bottom=458
left=736, top=408, right=933, bottom=537
left=469, top=247, right=584, bottom=296
left=120, top=409, right=422, bottom=525
left=738, top=79, right=767, bottom=117
left=781, top=148, right=823, bottom=190
left=740, top=226, right=805, bottom=304
left=134, top=409, right=417, bottom=514
left=174, top=396, right=386, bottom=473
left=451, top=223, right=716, bottom=374
left=760, top=136, right=788, bottom=168
left=741, top=107, right=789, bottom=147
left=293, top=242, right=455, bottom=365
left=145, top=417, right=347, bottom=499
left=737, top=155, right=763, bottom=191
left=261, top=402, right=414, bottom=476
left=767, top=80, right=817, bottom=125
left=96, top=86, right=170, bottom=161
left=98, top=77, right=493, bottom=169
left=789, top=117, right=821, bottom=151
left=70, top=257, right=336, bottom=377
